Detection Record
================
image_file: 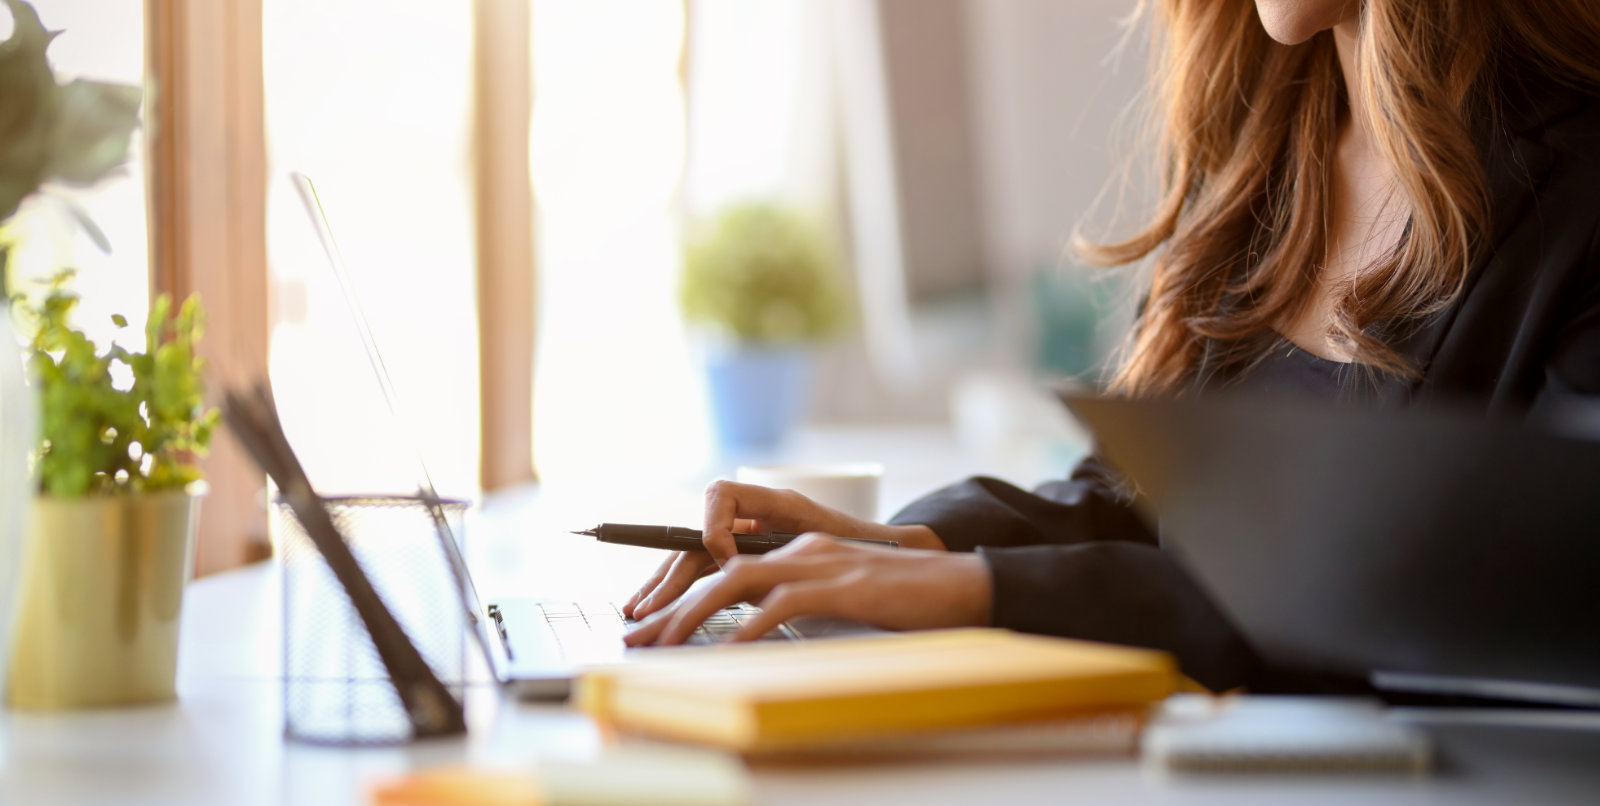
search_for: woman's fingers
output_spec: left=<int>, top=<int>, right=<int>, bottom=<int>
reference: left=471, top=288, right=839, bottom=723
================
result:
left=621, top=605, right=674, bottom=646
left=630, top=551, right=716, bottom=619
left=729, top=577, right=852, bottom=642
left=638, top=550, right=853, bottom=646
left=650, top=557, right=797, bottom=646
left=628, top=479, right=873, bottom=622
left=622, top=518, right=771, bottom=619
left=621, top=554, right=677, bottom=619
left=702, top=480, right=833, bottom=564
left=622, top=541, right=849, bottom=645
left=626, top=543, right=995, bottom=648
left=701, top=481, right=742, bottom=562
left=771, top=531, right=847, bottom=557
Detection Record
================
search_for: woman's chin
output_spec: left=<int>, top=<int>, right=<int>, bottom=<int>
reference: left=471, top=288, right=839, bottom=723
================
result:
left=1254, top=0, right=1355, bottom=45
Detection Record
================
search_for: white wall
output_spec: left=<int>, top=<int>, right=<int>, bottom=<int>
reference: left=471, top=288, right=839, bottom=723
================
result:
left=813, top=0, right=1150, bottom=423
left=966, top=0, right=1152, bottom=285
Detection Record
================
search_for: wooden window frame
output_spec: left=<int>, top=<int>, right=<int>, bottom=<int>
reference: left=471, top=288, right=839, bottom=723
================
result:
left=145, top=0, right=539, bottom=576
left=146, top=0, right=271, bottom=575
left=474, top=0, right=538, bottom=491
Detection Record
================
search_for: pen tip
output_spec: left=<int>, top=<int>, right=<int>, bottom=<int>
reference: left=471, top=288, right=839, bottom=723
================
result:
left=571, top=529, right=597, bottom=537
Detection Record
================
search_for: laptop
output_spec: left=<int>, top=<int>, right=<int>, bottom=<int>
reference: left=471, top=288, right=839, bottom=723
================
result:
left=1061, top=392, right=1600, bottom=707
left=290, top=173, right=881, bottom=700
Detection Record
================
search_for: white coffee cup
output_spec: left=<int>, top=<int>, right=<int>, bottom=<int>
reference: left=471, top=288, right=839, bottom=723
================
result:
left=734, top=463, right=884, bottom=522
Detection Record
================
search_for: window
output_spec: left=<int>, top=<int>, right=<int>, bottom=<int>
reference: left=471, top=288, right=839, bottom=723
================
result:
left=527, top=0, right=706, bottom=484
left=262, top=0, right=481, bottom=498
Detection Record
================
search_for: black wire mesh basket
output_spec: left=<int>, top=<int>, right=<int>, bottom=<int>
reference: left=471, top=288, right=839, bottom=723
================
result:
left=276, top=495, right=469, bottom=746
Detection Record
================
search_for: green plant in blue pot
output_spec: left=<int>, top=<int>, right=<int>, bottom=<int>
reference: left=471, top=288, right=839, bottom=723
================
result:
left=680, top=201, right=849, bottom=453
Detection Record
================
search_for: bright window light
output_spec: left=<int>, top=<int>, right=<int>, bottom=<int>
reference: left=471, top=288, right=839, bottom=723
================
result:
left=263, top=0, right=481, bottom=499
left=529, top=0, right=708, bottom=486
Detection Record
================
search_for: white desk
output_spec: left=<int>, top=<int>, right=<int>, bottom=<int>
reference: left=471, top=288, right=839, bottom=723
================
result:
left=4, top=428, right=1600, bottom=805
left=7, top=555, right=1600, bottom=804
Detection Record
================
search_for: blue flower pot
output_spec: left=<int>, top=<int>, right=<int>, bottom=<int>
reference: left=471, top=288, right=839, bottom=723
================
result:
left=703, top=343, right=813, bottom=453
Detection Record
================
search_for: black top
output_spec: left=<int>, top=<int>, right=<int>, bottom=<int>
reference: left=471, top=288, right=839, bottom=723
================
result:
left=1229, top=339, right=1347, bottom=398
left=888, top=76, right=1600, bottom=691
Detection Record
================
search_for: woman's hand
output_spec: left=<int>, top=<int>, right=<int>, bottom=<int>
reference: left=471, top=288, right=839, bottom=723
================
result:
left=621, top=481, right=945, bottom=620
left=623, top=533, right=990, bottom=647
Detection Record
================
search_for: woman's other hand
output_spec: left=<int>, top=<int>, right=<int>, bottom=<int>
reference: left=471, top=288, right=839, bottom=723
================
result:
left=621, top=481, right=945, bottom=620
left=623, top=534, right=988, bottom=646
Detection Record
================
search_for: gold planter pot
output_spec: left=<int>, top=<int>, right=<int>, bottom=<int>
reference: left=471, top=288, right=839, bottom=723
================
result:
left=6, top=490, right=200, bottom=709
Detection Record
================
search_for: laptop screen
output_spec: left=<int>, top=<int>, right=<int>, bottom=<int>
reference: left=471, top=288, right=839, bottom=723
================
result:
left=290, top=171, right=498, bottom=673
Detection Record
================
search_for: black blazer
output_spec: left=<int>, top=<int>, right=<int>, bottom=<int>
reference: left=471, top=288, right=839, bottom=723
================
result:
left=889, top=77, right=1600, bottom=691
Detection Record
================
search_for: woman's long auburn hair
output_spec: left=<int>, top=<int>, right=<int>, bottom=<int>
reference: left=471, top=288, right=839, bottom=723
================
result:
left=1082, top=0, right=1600, bottom=396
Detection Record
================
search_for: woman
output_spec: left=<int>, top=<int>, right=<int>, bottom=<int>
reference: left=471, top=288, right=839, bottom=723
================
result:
left=623, top=0, right=1600, bottom=691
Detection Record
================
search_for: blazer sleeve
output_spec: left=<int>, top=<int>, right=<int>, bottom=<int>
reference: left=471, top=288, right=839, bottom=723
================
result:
left=1530, top=219, right=1600, bottom=426
left=978, top=542, right=1261, bottom=691
left=886, top=453, right=1157, bottom=552
left=887, top=453, right=1259, bottom=690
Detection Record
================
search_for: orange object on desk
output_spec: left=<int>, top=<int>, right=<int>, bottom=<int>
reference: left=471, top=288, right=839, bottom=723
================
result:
left=371, top=768, right=542, bottom=806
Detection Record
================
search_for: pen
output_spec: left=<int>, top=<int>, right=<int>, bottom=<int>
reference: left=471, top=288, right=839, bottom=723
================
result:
left=571, top=523, right=899, bottom=554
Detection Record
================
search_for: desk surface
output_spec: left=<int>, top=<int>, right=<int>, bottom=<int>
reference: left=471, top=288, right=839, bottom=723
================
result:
left=6, top=555, right=1600, bottom=804
left=4, top=431, right=1600, bottom=805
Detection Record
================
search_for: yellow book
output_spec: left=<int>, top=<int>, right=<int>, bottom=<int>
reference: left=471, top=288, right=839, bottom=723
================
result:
left=575, top=629, right=1177, bottom=753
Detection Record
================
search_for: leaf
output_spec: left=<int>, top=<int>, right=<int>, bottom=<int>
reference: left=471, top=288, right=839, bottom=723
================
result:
left=0, top=2, right=59, bottom=63
left=0, top=0, right=58, bottom=221
left=52, top=191, right=113, bottom=253
left=146, top=294, right=169, bottom=348
left=0, top=175, right=42, bottom=225
left=111, top=313, right=127, bottom=327
left=43, top=79, right=143, bottom=186
left=22, top=269, right=216, bottom=496
left=178, top=295, right=202, bottom=342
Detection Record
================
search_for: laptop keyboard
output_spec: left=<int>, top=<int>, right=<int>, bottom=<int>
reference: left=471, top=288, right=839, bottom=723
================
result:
left=487, top=598, right=800, bottom=671
left=688, top=603, right=797, bottom=644
left=525, top=601, right=793, bottom=666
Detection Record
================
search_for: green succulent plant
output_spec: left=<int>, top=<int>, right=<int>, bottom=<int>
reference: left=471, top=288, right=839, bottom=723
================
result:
left=19, top=271, right=217, bottom=498
left=680, top=202, right=849, bottom=344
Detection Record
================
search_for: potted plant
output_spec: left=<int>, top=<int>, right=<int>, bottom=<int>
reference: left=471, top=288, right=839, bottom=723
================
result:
left=680, top=201, right=849, bottom=452
left=6, top=273, right=216, bottom=708
left=0, top=0, right=192, bottom=709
